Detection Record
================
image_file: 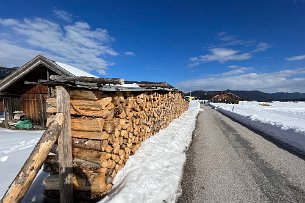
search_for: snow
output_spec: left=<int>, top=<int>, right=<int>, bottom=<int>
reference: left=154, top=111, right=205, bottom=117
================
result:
left=100, top=101, right=201, bottom=203
left=210, top=101, right=305, bottom=155
left=55, top=62, right=97, bottom=77
left=211, top=101, right=305, bottom=133
left=0, top=129, right=44, bottom=201
left=119, top=83, right=140, bottom=88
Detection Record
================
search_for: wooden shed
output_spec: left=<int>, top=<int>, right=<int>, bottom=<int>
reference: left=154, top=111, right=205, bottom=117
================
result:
left=211, top=92, right=240, bottom=104
left=0, top=55, right=96, bottom=128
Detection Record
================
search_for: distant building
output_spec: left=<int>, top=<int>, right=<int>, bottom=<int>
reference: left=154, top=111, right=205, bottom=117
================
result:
left=211, top=92, right=240, bottom=104
left=0, top=55, right=96, bottom=128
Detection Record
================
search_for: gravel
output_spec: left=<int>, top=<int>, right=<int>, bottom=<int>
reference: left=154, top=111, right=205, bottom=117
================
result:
left=178, top=105, right=305, bottom=203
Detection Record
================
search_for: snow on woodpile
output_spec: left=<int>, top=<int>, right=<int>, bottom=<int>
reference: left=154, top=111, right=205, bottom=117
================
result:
left=100, top=101, right=200, bottom=203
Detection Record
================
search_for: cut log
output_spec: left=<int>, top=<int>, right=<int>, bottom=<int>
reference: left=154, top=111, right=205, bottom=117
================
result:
left=104, top=121, right=114, bottom=134
left=43, top=157, right=101, bottom=174
left=72, top=131, right=107, bottom=140
left=71, top=118, right=104, bottom=132
left=44, top=174, right=108, bottom=193
left=72, top=138, right=101, bottom=151
left=99, top=97, right=112, bottom=109
left=44, top=190, right=104, bottom=202
left=72, top=148, right=100, bottom=164
left=73, top=158, right=101, bottom=172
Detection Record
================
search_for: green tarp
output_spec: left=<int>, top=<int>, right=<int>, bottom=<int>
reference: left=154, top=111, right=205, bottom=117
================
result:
left=15, top=120, right=33, bottom=129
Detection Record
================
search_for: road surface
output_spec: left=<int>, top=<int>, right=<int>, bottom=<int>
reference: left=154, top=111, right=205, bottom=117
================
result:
left=178, top=105, right=305, bottom=203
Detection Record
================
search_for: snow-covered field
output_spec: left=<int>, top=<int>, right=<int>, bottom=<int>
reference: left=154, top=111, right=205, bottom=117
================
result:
left=0, top=129, right=45, bottom=201
left=0, top=101, right=200, bottom=202
left=212, top=101, right=305, bottom=133
left=211, top=101, right=305, bottom=156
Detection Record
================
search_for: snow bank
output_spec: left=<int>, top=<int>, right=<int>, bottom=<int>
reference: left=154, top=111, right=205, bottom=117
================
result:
left=212, top=101, right=305, bottom=133
left=211, top=102, right=305, bottom=156
left=100, top=101, right=201, bottom=203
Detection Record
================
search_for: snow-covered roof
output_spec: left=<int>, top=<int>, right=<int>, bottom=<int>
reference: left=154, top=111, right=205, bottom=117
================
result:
left=0, top=55, right=98, bottom=93
left=55, top=62, right=97, bottom=77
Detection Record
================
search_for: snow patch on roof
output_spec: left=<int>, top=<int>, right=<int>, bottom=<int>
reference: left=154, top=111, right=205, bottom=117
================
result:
left=55, top=62, right=97, bottom=77
left=117, top=83, right=140, bottom=88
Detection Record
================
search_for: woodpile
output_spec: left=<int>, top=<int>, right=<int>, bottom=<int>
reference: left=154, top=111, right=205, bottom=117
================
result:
left=44, top=89, right=188, bottom=202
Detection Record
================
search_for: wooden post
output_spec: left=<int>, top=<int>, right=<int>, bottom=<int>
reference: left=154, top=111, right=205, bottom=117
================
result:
left=1, top=113, right=64, bottom=203
left=38, top=94, right=46, bottom=129
left=3, top=97, right=13, bottom=128
left=56, top=85, right=73, bottom=203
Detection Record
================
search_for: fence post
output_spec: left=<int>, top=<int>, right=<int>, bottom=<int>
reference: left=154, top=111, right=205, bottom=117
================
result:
left=56, top=85, right=73, bottom=203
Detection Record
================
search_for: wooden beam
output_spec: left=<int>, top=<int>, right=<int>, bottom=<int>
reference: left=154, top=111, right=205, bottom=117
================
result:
left=56, top=86, right=73, bottom=203
left=46, top=68, right=51, bottom=97
left=1, top=113, right=64, bottom=203
left=125, top=81, right=174, bottom=89
left=50, top=75, right=124, bottom=85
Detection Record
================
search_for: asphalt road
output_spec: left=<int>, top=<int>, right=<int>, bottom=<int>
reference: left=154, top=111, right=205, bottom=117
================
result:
left=178, top=105, right=305, bottom=203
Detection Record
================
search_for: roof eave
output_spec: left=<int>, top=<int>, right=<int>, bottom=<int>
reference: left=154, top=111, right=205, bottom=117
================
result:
left=0, top=55, right=74, bottom=92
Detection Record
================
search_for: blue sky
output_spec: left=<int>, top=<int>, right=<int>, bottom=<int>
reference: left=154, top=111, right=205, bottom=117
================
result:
left=1, top=0, right=305, bottom=92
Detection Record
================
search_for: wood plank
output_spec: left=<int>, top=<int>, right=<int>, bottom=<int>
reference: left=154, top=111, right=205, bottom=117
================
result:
left=56, top=86, right=73, bottom=203
left=50, top=75, right=123, bottom=85
left=71, top=130, right=106, bottom=140
left=48, top=106, right=114, bottom=118
left=71, top=118, right=104, bottom=132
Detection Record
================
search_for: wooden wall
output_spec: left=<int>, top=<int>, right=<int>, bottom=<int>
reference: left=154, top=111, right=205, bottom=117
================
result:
left=2, top=84, right=49, bottom=128
left=0, top=99, right=3, bottom=112
left=20, top=84, right=48, bottom=127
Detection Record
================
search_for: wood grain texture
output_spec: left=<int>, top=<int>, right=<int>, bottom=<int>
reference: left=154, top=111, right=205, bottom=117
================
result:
left=56, top=86, right=73, bottom=203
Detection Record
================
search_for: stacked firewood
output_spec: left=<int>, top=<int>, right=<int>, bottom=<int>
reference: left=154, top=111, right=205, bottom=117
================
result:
left=44, top=89, right=188, bottom=202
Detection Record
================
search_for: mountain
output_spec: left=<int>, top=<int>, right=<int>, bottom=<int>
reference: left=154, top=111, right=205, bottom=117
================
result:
left=186, top=90, right=305, bottom=101
left=0, top=67, right=17, bottom=80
